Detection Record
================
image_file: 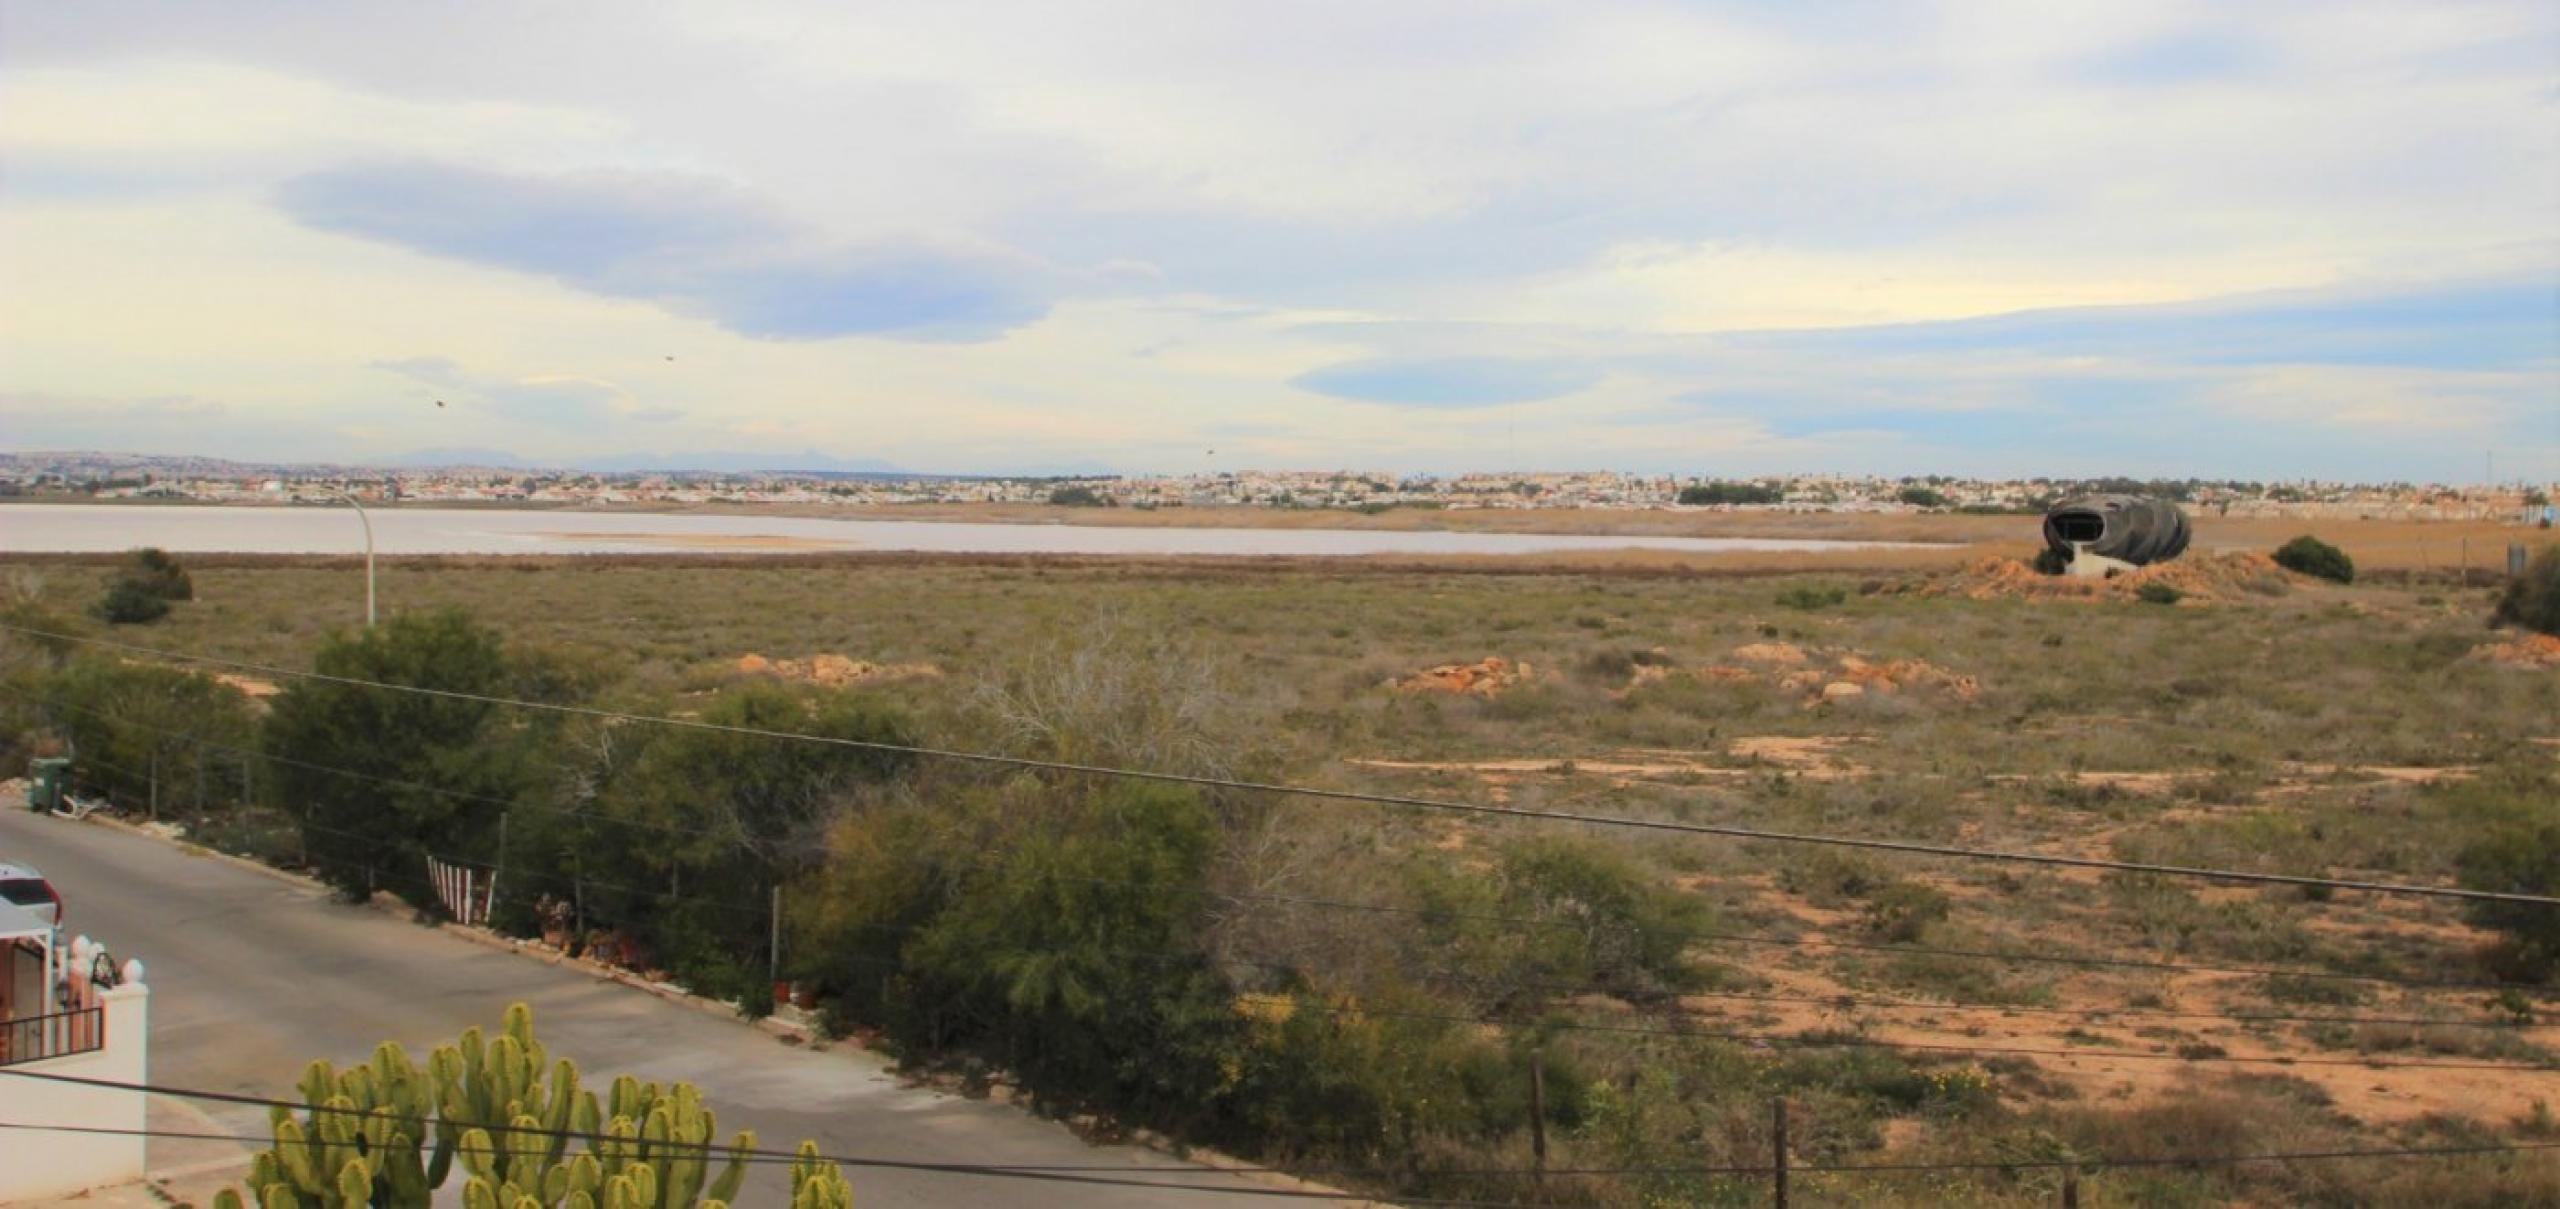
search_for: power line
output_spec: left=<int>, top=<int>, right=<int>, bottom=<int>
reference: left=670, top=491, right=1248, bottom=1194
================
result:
left=41, top=698, right=2560, bottom=1011
left=40, top=766, right=2545, bottom=1074
left=3, top=1108, right=2554, bottom=1181
left=14, top=621, right=2552, bottom=907
left=0, top=1071, right=1473, bottom=1202
left=1219, top=990, right=2557, bottom=1072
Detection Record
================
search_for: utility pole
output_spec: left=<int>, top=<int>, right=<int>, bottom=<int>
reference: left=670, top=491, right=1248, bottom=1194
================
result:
left=1772, top=1097, right=1790, bottom=1209
left=768, top=883, right=783, bottom=993
left=1528, top=1049, right=1548, bottom=1184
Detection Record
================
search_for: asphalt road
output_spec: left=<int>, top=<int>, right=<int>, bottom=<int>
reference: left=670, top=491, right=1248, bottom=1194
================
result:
left=0, top=808, right=1284, bottom=1207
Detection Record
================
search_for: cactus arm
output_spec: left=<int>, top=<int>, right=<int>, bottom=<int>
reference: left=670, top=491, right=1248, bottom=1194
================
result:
left=702, top=1129, right=754, bottom=1206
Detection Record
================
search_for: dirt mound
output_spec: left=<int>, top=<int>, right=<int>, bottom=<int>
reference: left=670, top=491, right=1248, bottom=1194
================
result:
left=1396, top=656, right=1535, bottom=697
left=1910, top=552, right=2295, bottom=604
left=2472, top=632, right=2560, bottom=669
left=735, top=653, right=943, bottom=687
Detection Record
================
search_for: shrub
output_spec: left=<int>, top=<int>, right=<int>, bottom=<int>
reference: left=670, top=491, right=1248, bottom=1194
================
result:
left=92, top=547, right=193, bottom=624
left=1047, top=484, right=1108, bottom=506
left=1776, top=584, right=1849, bottom=611
left=94, top=581, right=170, bottom=624
left=1860, top=881, right=1952, bottom=942
left=1897, top=486, right=1948, bottom=509
left=2135, top=582, right=2185, bottom=606
left=2493, top=545, right=2560, bottom=637
left=2273, top=535, right=2354, bottom=583
left=126, top=547, right=193, bottom=600
left=1678, top=481, right=1782, bottom=506
left=2450, top=766, right=2560, bottom=981
left=2030, top=546, right=2070, bottom=576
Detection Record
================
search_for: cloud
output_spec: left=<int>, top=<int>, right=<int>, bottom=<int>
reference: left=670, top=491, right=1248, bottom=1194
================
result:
left=1291, top=357, right=1605, bottom=407
left=1728, top=280, right=2558, bottom=371
left=277, top=161, right=1056, bottom=341
left=371, top=357, right=680, bottom=427
left=2074, top=30, right=2267, bottom=85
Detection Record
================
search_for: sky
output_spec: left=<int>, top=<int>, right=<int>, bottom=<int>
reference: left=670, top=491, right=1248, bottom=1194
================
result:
left=2, top=1, right=2555, bottom=480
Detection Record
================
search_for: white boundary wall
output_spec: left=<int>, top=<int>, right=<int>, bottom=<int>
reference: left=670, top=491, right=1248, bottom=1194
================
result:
left=0, top=980, right=149, bottom=1203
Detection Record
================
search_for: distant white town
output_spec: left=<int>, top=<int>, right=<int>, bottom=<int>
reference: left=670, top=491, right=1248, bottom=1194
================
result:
left=2, top=451, right=2552, bottom=523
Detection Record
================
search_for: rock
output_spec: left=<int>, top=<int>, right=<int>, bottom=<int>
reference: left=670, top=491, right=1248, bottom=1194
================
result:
left=1820, top=681, right=1865, bottom=702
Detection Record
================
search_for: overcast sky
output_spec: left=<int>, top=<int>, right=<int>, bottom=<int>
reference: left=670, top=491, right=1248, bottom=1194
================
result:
left=3, top=1, right=2554, bottom=479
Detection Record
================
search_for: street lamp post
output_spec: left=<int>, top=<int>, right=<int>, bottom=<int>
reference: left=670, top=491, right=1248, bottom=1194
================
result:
left=267, top=482, right=375, bottom=627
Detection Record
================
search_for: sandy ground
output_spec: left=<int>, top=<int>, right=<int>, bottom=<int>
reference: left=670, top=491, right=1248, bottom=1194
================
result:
left=1356, top=741, right=2559, bottom=1125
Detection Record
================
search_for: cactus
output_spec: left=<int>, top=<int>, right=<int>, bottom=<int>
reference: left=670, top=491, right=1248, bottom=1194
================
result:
left=790, top=1141, right=854, bottom=1209
left=222, top=1001, right=853, bottom=1207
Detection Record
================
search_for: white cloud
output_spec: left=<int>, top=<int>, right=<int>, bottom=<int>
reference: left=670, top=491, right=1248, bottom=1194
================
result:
left=0, top=0, right=2553, bottom=478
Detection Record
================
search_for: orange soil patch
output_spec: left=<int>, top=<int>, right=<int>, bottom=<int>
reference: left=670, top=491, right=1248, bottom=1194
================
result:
left=1353, top=737, right=1872, bottom=789
left=1726, top=735, right=1863, bottom=770
left=1907, top=551, right=2298, bottom=604
left=1393, top=656, right=1535, bottom=697
left=1622, top=641, right=1979, bottom=708
left=735, top=652, right=942, bottom=687
left=2472, top=632, right=2560, bottom=669
left=213, top=672, right=282, bottom=699
left=1675, top=882, right=2557, bottom=1125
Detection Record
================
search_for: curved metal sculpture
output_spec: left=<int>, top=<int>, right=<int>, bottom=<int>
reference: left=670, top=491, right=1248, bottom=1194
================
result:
left=2042, top=495, right=2191, bottom=576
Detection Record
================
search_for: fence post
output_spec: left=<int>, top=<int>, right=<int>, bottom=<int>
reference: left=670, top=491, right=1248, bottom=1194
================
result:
left=1528, top=1049, right=1548, bottom=1184
left=148, top=751, right=159, bottom=820
left=768, top=883, right=782, bottom=988
left=1772, top=1097, right=1789, bottom=1209
left=2062, top=1168, right=2079, bottom=1208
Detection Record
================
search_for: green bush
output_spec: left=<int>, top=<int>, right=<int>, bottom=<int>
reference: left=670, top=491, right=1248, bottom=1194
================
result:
left=94, top=581, right=171, bottom=624
left=126, top=547, right=193, bottom=600
left=1047, top=484, right=1109, bottom=506
left=92, top=547, right=194, bottom=624
left=2030, top=546, right=2070, bottom=576
left=1776, top=584, right=1849, bottom=611
left=2449, top=765, right=2560, bottom=982
left=2493, top=545, right=2560, bottom=637
left=2136, top=582, right=2185, bottom=606
left=2273, top=535, right=2354, bottom=583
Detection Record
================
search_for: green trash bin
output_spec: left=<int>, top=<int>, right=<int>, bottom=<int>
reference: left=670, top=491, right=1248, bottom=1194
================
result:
left=28, top=756, right=69, bottom=812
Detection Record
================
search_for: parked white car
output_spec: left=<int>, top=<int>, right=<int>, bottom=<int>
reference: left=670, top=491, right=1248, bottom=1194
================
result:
left=0, top=862, right=61, bottom=927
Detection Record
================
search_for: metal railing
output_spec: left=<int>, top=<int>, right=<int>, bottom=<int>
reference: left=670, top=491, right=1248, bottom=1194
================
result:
left=0, top=1006, right=105, bottom=1068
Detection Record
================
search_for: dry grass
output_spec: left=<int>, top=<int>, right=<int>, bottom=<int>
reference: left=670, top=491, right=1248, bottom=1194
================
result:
left=8, top=543, right=2557, bottom=1195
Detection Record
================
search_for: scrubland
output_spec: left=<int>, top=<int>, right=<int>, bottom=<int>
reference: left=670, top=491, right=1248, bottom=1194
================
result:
left=5, top=536, right=2557, bottom=1207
